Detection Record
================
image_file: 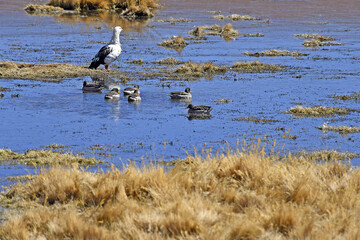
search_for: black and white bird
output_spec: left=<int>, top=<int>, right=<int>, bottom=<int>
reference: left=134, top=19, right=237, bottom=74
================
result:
left=123, top=85, right=140, bottom=95
left=89, top=26, right=123, bottom=70
left=128, top=89, right=141, bottom=102
left=104, top=88, right=120, bottom=100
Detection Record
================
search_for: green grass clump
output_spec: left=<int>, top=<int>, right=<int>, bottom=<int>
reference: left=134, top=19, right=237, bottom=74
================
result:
left=0, top=149, right=101, bottom=166
left=286, top=105, right=352, bottom=117
left=1, top=144, right=360, bottom=239
left=244, top=49, right=308, bottom=57
left=231, top=61, right=284, bottom=72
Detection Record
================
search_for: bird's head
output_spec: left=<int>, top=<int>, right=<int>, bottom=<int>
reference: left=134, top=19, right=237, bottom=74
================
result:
left=187, top=104, right=193, bottom=109
left=185, top=87, right=191, bottom=93
left=114, top=26, right=123, bottom=34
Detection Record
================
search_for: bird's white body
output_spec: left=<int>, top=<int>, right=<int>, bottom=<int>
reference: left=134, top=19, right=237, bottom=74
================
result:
left=89, top=26, right=123, bottom=70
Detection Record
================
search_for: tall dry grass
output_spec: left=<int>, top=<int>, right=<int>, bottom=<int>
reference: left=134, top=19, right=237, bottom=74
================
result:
left=1, top=141, right=360, bottom=239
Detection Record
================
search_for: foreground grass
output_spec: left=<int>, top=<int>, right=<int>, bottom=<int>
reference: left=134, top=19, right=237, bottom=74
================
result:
left=0, top=149, right=101, bottom=166
left=0, top=61, right=105, bottom=81
left=1, top=145, right=360, bottom=239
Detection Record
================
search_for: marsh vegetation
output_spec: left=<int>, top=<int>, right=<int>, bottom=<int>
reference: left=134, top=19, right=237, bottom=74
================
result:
left=0, top=145, right=359, bottom=239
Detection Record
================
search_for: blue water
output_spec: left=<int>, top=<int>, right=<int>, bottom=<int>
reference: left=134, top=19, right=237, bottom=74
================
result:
left=0, top=0, right=360, bottom=181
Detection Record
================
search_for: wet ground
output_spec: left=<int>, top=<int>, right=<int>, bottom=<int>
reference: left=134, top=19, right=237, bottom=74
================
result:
left=0, top=0, right=360, bottom=180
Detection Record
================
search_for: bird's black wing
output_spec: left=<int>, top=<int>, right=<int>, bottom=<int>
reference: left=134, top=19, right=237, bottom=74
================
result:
left=93, top=45, right=112, bottom=64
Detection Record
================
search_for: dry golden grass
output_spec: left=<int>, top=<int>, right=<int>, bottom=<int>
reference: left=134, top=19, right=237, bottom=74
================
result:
left=24, top=4, right=65, bottom=14
left=0, top=61, right=104, bottom=81
left=214, top=14, right=261, bottom=21
left=175, top=61, right=227, bottom=77
left=25, top=0, right=158, bottom=18
left=330, top=92, right=360, bottom=101
left=231, top=61, right=284, bottom=72
left=1, top=143, right=360, bottom=239
left=154, top=57, right=183, bottom=65
left=189, top=23, right=240, bottom=40
left=233, top=116, right=279, bottom=123
left=0, top=149, right=101, bottom=166
left=244, top=49, right=308, bottom=57
left=293, top=33, right=336, bottom=41
left=295, top=150, right=359, bottom=161
left=303, top=39, right=345, bottom=48
left=317, top=124, right=360, bottom=135
left=158, top=36, right=188, bottom=49
left=286, top=105, right=352, bottom=117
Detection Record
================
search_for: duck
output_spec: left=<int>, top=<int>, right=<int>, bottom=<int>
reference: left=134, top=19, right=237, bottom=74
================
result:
left=170, top=87, right=192, bottom=99
left=82, top=81, right=102, bottom=92
left=89, top=26, right=122, bottom=70
left=128, top=89, right=141, bottom=102
left=124, top=84, right=140, bottom=95
left=90, top=75, right=120, bottom=90
left=187, top=104, right=212, bottom=114
left=105, top=88, right=120, bottom=100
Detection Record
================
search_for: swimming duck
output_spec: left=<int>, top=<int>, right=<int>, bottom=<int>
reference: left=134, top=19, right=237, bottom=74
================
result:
left=89, top=26, right=122, bottom=70
left=128, top=89, right=141, bottom=102
left=170, top=87, right=192, bottom=99
left=82, top=81, right=102, bottom=92
left=105, top=88, right=120, bottom=100
left=187, top=104, right=212, bottom=114
left=124, top=84, right=140, bottom=95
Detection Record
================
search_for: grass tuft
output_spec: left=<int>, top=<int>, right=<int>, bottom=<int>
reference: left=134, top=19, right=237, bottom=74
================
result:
left=189, top=24, right=240, bottom=40
left=213, top=14, right=261, bottom=21
left=231, top=61, right=284, bottom=72
left=0, top=148, right=101, bottom=166
left=286, top=105, right=352, bottom=117
left=158, top=36, right=188, bottom=49
left=175, top=61, right=227, bottom=77
left=317, top=124, right=360, bottom=135
left=244, top=49, right=308, bottom=57
left=293, top=33, right=344, bottom=48
left=154, top=57, right=183, bottom=65
left=330, top=92, right=360, bottom=101
left=0, top=61, right=104, bottom=81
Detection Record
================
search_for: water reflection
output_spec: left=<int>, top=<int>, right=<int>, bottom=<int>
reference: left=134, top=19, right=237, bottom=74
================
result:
left=53, top=12, right=150, bottom=32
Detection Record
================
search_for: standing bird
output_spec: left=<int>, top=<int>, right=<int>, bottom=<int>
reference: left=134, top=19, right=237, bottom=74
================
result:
left=89, top=26, right=123, bottom=70
left=170, top=87, right=192, bottom=100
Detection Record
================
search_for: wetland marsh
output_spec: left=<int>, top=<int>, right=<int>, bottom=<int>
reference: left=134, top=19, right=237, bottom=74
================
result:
left=0, top=0, right=360, bottom=238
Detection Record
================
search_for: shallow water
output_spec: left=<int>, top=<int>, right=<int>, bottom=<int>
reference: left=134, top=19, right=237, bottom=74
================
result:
left=1, top=0, right=360, bottom=179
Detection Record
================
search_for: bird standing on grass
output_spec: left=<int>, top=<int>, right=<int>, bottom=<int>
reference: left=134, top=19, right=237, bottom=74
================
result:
left=89, top=26, right=122, bottom=70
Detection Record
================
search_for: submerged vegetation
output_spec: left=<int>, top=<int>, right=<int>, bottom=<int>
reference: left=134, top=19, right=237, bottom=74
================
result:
left=0, top=149, right=101, bottom=166
left=1, top=145, right=360, bottom=239
left=0, top=61, right=103, bottom=81
left=25, top=0, right=158, bottom=19
left=244, top=49, right=308, bottom=57
left=286, top=105, right=353, bottom=117
left=233, top=116, right=279, bottom=123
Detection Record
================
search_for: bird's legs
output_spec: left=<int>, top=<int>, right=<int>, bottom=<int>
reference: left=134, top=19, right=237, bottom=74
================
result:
left=105, top=65, right=109, bottom=70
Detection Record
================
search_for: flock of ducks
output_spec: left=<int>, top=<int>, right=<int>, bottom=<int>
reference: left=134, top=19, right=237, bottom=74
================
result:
left=82, top=81, right=212, bottom=116
left=86, top=26, right=212, bottom=117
